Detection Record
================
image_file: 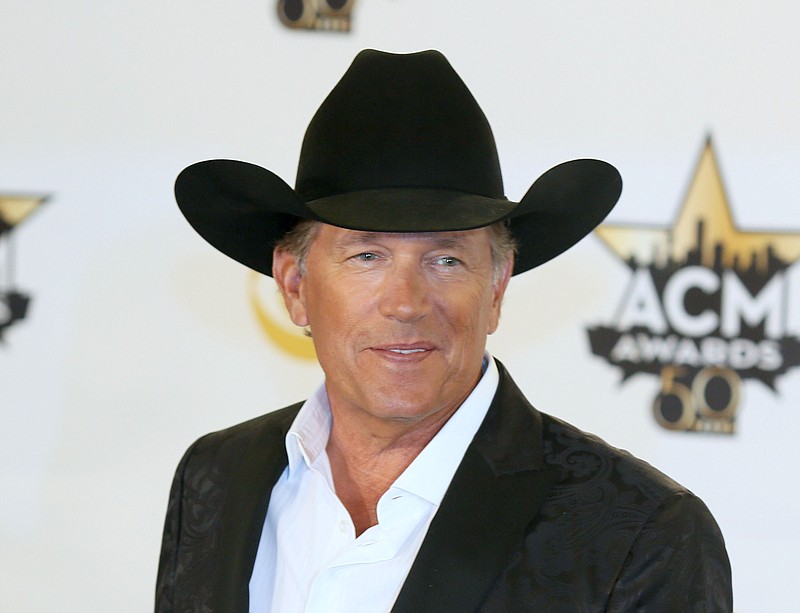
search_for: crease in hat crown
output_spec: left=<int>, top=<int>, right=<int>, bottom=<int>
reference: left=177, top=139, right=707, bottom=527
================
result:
left=174, top=48, right=622, bottom=277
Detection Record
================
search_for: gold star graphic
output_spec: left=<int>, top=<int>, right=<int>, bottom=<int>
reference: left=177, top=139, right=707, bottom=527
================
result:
left=595, top=138, right=800, bottom=273
left=0, top=193, right=48, bottom=234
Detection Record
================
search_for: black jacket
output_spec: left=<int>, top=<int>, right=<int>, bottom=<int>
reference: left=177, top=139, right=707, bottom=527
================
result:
left=156, top=361, right=732, bottom=612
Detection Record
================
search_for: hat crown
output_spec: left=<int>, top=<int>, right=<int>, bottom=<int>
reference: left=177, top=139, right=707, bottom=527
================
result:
left=295, top=50, right=505, bottom=202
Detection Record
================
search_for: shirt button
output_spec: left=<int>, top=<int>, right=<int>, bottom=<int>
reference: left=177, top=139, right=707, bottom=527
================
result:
left=339, top=520, right=348, bottom=532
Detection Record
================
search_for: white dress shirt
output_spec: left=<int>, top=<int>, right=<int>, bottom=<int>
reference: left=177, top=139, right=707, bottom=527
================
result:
left=248, top=355, right=499, bottom=613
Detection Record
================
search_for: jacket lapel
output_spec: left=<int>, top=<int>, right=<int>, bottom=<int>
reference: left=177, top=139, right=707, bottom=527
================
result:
left=212, top=405, right=300, bottom=612
left=392, top=362, right=558, bottom=613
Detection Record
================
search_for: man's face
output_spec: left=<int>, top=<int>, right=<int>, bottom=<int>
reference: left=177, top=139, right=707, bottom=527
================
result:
left=274, top=224, right=512, bottom=429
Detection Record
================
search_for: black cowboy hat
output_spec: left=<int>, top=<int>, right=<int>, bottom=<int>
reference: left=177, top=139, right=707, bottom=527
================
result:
left=175, top=49, right=622, bottom=277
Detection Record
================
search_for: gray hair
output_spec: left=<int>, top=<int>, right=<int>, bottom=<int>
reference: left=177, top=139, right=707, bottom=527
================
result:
left=275, top=219, right=516, bottom=281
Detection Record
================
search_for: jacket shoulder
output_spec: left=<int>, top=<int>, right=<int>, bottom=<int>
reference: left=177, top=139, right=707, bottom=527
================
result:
left=155, top=402, right=302, bottom=613
left=540, top=412, right=687, bottom=502
left=188, top=401, right=303, bottom=459
left=511, top=413, right=732, bottom=611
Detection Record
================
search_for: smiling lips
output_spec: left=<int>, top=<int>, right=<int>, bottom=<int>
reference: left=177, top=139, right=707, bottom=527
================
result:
left=372, top=344, right=434, bottom=357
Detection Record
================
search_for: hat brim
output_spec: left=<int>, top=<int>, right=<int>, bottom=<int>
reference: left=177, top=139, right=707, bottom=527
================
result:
left=175, top=158, right=621, bottom=277
left=508, top=158, right=622, bottom=274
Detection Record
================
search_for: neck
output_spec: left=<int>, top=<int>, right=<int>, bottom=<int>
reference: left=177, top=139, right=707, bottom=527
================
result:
left=325, top=401, right=459, bottom=536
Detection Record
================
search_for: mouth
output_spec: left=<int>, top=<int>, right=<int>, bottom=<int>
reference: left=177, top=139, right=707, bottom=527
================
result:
left=371, top=343, right=436, bottom=359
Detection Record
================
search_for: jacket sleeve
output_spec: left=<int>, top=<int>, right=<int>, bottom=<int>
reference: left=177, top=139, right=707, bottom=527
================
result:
left=154, top=443, right=195, bottom=613
left=605, top=491, right=733, bottom=612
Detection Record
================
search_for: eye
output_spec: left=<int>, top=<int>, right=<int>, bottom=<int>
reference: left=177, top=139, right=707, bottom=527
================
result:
left=433, top=255, right=462, bottom=267
left=352, top=252, right=379, bottom=262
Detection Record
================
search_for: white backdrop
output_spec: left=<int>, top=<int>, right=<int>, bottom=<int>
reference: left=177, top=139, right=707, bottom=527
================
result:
left=2, top=2, right=798, bottom=611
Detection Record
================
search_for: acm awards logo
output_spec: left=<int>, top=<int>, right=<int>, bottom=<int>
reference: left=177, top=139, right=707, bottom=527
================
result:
left=588, top=138, right=800, bottom=434
left=276, top=0, right=356, bottom=31
left=0, top=193, right=47, bottom=341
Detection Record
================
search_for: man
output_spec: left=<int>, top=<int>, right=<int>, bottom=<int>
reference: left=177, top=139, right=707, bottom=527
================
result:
left=156, top=50, right=732, bottom=612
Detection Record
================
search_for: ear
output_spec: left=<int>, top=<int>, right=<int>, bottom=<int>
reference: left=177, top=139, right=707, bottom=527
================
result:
left=272, top=248, right=309, bottom=327
left=487, top=254, right=514, bottom=335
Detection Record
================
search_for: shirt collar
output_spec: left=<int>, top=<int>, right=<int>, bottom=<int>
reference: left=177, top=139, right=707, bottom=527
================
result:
left=285, top=354, right=499, bottom=501
left=285, top=383, right=331, bottom=474
left=391, top=355, right=498, bottom=505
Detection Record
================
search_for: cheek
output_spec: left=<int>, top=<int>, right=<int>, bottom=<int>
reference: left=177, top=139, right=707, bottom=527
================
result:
left=440, top=285, right=498, bottom=336
left=303, top=281, right=365, bottom=338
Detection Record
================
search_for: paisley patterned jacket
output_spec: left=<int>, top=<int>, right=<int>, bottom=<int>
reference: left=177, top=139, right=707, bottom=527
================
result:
left=155, top=360, right=732, bottom=612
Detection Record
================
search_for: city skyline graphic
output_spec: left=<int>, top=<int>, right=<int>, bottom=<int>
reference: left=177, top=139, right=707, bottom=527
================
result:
left=588, top=137, right=800, bottom=433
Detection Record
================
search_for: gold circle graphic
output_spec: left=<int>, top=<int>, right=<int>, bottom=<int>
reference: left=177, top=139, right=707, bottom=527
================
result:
left=248, top=272, right=316, bottom=360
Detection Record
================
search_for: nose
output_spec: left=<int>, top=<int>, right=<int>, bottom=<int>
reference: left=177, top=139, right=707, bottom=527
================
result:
left=377, top=261, right=430, bottom=322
